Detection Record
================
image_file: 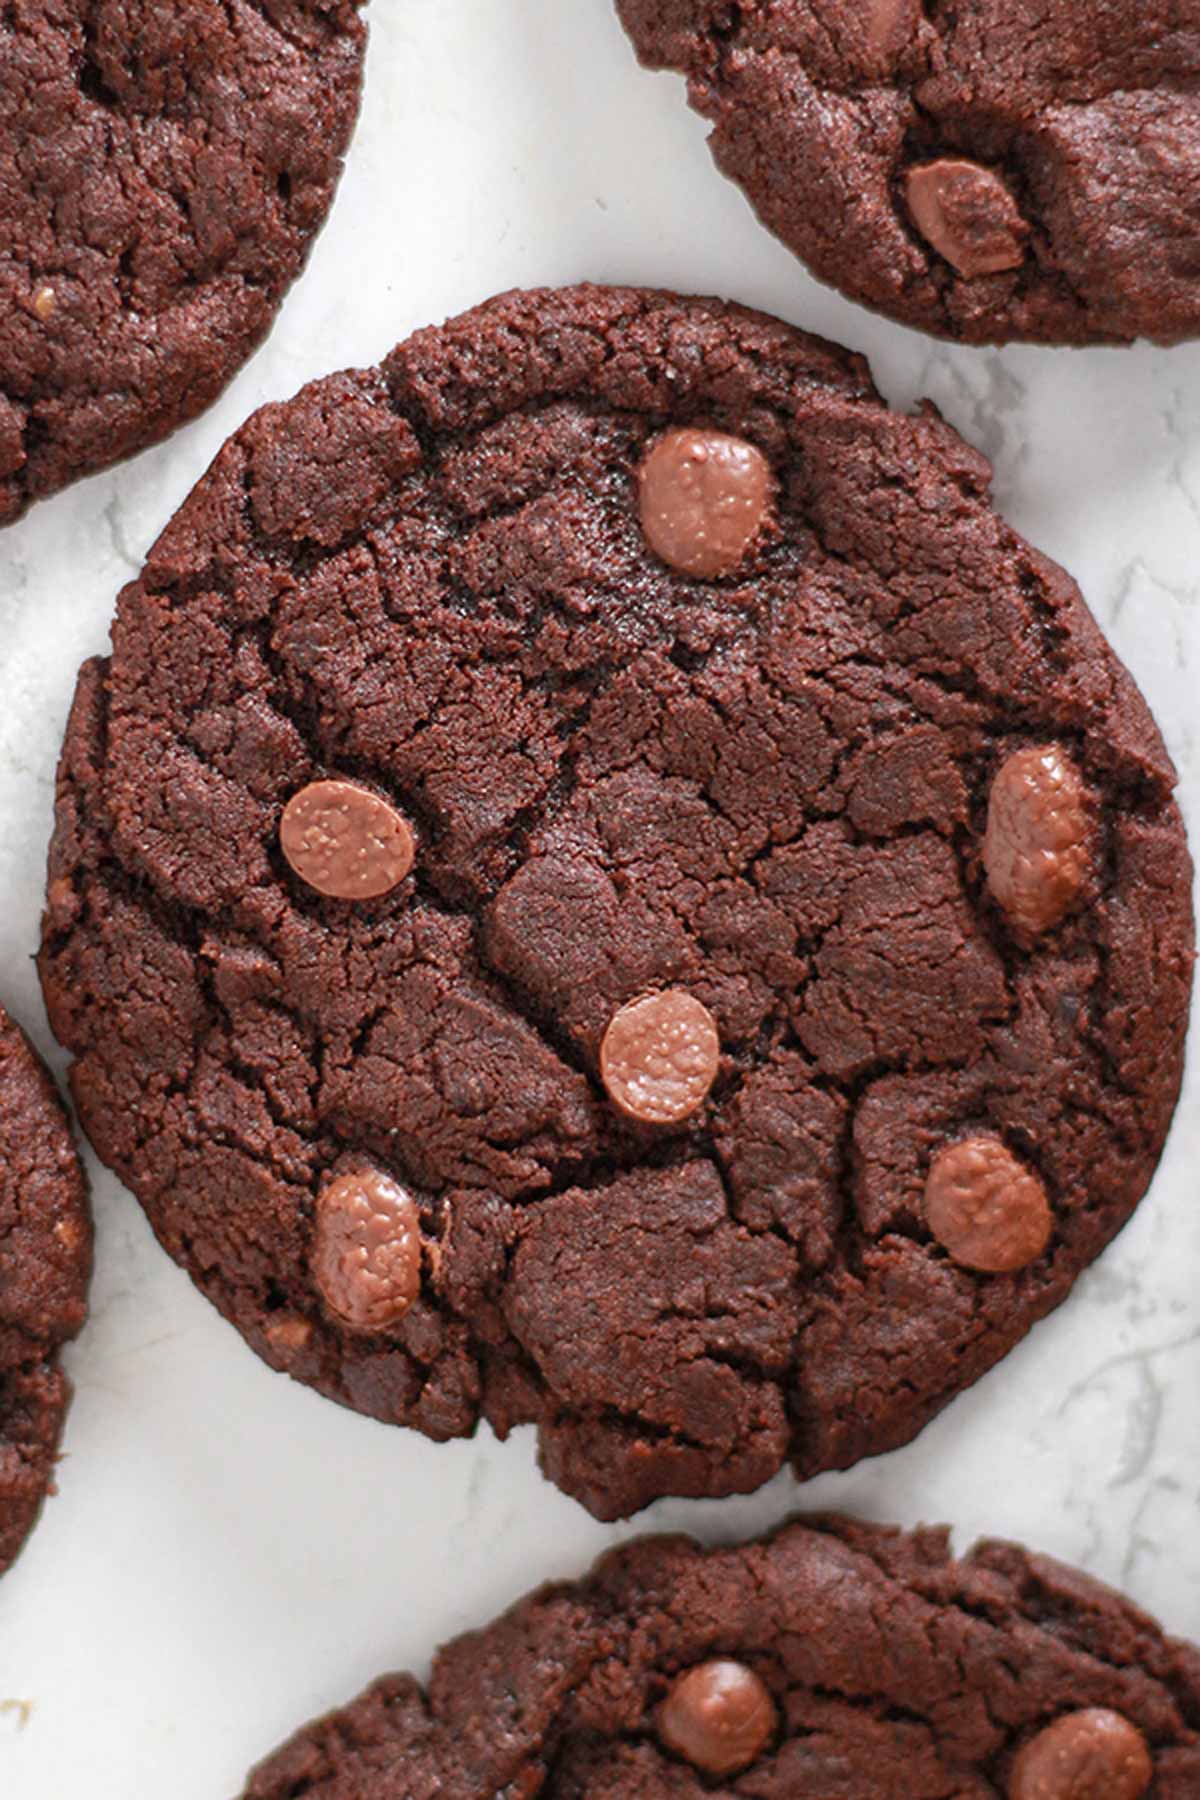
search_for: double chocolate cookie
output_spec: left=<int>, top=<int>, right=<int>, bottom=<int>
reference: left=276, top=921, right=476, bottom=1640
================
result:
left=0, top=1004, right=91, bottom=1577
left=240, top=1515, right=1200, bottom=1796
left=0, top=0, right=367, bottom=525
left=617, top=2, right=1200, bottom=345
left=40, top=285, right=1193, bottom=1520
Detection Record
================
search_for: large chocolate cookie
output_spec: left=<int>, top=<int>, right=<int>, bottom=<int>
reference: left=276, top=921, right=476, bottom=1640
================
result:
left=241, top=1515, right=1200, bottom=1797
left=616, top=2, right=1200, bottom=346
left=0, top=1004, right=91, bottom=1576
left=40, top=286, right=1193, bottom=1520
left=0, top=0, right=367, bottom=525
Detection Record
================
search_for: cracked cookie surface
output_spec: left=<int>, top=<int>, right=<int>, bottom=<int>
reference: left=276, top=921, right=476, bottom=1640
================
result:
left=0, top=0, right=367, bottom=525
left=39, top=285, right=1193, bottom=1520
left=616, top=1, right=1200, bottom=345
left=0, top=1004, right=91, bottom=1577
left=239, top=1514, right=1200, bottom=1797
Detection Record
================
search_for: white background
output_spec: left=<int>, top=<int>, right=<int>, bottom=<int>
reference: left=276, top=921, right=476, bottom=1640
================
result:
left=2, top=4, right=1199, bottom=1794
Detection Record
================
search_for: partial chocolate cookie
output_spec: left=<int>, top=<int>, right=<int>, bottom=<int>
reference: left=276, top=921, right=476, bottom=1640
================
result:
left=240, top=1515, right=1200, bottom=1797
left=0, top=0, right=367, bottom=524
left=616, top=2, right=1200, bottom=345
left=40, top=286, right=1193, bottom=1521
left=0, top=1004, right=91, bottom=1576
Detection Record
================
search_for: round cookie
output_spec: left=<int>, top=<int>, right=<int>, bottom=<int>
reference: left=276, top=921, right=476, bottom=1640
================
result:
left=0, top=0, right=367, bottom=525
left=240, top=1515, right=1200, bottom=1797
left=0, top=1004, right=91, bottom=1576
left=616, top=2, right=1200, bottom=345
left=39, top=284, right=1193, bottom=1521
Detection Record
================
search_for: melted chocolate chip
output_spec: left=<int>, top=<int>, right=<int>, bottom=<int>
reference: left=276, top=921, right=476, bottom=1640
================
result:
left=281, top=779, right=415, bottom=902
left=1009, top=1708, right=1153, bottom=1800
left=313, top=1170, right=422, bottom=1332
left=658, top=1659, right=777, bottom=1777
left=905, top=159, right=1029, bottom=278
left=985, top=746, right=1091, bottom=939
left=925, top=1135, right=1052, bottom=1273
left=638, top=428, right=773, bottom=578
left=600, top=990, right=720, bottom=1124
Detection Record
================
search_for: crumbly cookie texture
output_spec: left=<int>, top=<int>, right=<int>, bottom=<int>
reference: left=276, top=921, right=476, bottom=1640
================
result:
left=0, top=0, right=366, bottom=524
left=240, top=1515, right=1200, bottom=1798
left=40, top=285, right=1193, bottom=1521
left=617, top=0, right=1200, bottom=345
left=0, top=1005, right=91, bottom=1576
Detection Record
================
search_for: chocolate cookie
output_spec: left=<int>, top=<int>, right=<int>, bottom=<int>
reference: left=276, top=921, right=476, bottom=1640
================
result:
left=0, top=1004, right=91, bottom=1577
left=240, top=1515, right=1200, bottom=1797
left=616, top=2, right=1200, bottom=345
left=0, top=0, right=367, bottom=525
left=40, top=285, right=1193, bottom=1521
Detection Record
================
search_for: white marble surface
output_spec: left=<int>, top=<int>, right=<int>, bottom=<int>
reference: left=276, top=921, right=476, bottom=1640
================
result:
left=2, top=4, right=1199, bottom=1794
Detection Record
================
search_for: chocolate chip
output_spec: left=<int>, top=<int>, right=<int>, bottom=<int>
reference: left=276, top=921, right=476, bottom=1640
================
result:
left=905, top=159, right=1029, bottom=278
left=281, top=778, right=415, bottom=901
left=600, top=990, right=720, bottom=1125
left=924, top=1135, right=1052, bottom=1273
left=984, top=745, right=1090, bottom=939
left=658, top=1659, right=777, bottom=1777
left=313, top=1169, right=422, bottom=1332
left=638, top=428, right=773, bottom=578
left=1009, top=1708, right=1153, bottom=1800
